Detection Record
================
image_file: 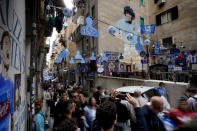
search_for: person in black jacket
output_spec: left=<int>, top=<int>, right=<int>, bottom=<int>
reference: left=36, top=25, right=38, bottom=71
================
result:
left=53, top=100, right=75, bottom=131
left=50, top=92, right=60, bottom=117
left=114, top=101, right=130, bottom=131
left=70, top=90, right=86, bottom=131
left=53, top=93, right=68, bottom=129
left=126, top=94, right=166, bottom=131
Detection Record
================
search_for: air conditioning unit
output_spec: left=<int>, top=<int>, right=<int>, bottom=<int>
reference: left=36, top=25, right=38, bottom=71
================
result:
left=157, top=0, right=166, bottom=6
left=77, top=16, right=85, bottom=25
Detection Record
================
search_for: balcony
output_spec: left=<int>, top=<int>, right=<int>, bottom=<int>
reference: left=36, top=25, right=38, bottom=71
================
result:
left=73, top=0, right=87, bottom=9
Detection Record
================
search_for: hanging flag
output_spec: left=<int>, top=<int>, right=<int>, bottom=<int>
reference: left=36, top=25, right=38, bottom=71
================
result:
left=102, top=53, right=108, bottom=62
left=135, top=37, right=144, bottom=51
left=75, top=50, right=83, bottom=60
left=70, top=57, right=75, bottom=64
left=58, top=48, right=68, bottom=58
left=55, top=56, right=62, bottom=63
left=154, top=42, right=160, bottom=55
left=144, top=39, right=151, bottom=45
left=108, top=26, right=116, bottom=35
left=81, top=16, right=98, bottom=37
left=63, top=8, right=73, bottom=18
left=90, top=52, right=96, bottom=60
left=81, top=58, right=86, bottom=63
left=141, top=24, right=155, bottom=34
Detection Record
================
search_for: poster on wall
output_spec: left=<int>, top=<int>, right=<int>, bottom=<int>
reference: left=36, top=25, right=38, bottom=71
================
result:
left=14, top=74, right=21, bottom=111
left=108, top=6, right=143, bottom=71
left=0, top=31, right=14, bottom=131
left=104, top=62, right=119, bottom=76
left=119, top=62, right=126, bottom=72
left=108, top=6, right=139, bottom=45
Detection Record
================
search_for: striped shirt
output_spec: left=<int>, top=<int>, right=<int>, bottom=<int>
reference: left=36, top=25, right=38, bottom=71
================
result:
left=187, top=55, right=197, bottom=63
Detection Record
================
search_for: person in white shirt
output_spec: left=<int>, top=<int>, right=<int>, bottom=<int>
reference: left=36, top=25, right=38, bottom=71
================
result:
left=187, top=50, right=197, bottom=67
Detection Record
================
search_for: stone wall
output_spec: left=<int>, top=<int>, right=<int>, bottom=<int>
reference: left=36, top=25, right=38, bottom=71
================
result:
left=148, top=0, right=197, bottom=49
left=95, top=75, right=189, bottom=107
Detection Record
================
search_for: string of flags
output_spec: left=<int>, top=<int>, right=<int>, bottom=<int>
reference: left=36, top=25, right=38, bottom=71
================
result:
left=47, top=4, right=160, bottom=61
left=47, top=4, right=156, bottom=42
left=81, top=17, right=98, bottom=37
left=55, top=48, right=69, bottom=63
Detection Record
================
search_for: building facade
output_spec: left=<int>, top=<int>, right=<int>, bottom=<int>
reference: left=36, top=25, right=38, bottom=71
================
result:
left=149, top=0, right=197, bottom=50
left=72, top=0, right=149, bottom=65
left=73, top=0, right=197, bottom=57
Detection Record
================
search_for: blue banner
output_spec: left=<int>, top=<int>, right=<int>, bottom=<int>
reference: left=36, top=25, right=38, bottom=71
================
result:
left=135, top=37, right=144, bottom=51
left=81, top=16, right=98, bottom=37
left=141, top=24, right=155, bottom=34
left=154, top=42, right=160, bottom=55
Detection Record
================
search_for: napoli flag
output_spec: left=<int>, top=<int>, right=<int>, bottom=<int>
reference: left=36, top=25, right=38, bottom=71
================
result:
left=141, top=24, right=155, bottom=34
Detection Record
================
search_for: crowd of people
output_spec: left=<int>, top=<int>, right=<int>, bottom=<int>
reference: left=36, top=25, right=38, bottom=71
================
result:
left=33, top=75, right=197, bottom=131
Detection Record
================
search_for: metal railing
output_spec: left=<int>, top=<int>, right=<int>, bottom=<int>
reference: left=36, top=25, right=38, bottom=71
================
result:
left=153, top=71, right=190, bottom=83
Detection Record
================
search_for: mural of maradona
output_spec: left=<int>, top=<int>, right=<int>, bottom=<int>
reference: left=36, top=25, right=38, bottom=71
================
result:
left=108, top=6, right=142, bottom=70
left=0, top=31, right=14, bottom=131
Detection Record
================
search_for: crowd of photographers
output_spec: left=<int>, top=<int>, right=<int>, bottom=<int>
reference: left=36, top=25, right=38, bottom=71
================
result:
left=33, top=75, right=197, bottom=131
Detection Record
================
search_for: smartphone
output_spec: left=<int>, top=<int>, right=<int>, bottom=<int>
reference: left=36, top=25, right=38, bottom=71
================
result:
left=116, top=94, right=126, bottom=100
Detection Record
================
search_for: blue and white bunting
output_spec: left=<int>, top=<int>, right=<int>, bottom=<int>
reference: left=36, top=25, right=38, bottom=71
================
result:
left=141, top=24, right=155, bottom=34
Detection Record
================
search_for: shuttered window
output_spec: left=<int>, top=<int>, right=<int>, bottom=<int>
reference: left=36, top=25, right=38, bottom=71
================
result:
left=140, top=0, right=144, bottom=5
left=140, top=17, right=144, bottom=26
left=156, top=6, right=178, bottom=26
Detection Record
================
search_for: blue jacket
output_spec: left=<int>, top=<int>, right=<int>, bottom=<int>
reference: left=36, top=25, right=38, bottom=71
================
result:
left=34, top=111, right=45, bottom=131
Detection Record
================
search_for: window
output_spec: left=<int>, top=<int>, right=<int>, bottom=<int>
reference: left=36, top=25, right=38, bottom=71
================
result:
left=140, top=17, right=144, bottom=26
left=161, top=12, right=171, bottom=24
left=140, top=0, right=144, bottom=5
left=92, top=6, right=95, bottom=18
left=162, top=37, right=172, bottom=49
left=171, top=6, right=178, bottom=20
left=156, top=6, right=178, bottom=26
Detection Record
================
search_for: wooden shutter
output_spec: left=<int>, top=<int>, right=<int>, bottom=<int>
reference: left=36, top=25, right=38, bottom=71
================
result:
left=156, top=14, right=161, bottom=26
left=171, top=6, right=178, bottom=20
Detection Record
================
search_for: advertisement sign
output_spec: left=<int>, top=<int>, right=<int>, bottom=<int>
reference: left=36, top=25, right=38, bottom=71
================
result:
left=14, top=74, right=21, bottom=111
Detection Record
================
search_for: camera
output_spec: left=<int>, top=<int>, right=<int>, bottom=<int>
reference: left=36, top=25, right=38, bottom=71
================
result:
left=116, top=94, right=126, bottom=100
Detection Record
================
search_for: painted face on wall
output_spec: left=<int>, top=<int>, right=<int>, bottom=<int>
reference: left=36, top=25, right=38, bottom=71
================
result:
left=125, top=13, right=132, bottom=23
left=1, top=31, right=11, bottom=80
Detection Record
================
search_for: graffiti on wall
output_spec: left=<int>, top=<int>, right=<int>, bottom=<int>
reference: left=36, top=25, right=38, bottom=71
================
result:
left=0, top=0, right=25, bottom=130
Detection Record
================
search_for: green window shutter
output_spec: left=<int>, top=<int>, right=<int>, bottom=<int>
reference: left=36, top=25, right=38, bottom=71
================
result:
left=92, top=6, right=95, bottom=18
left=140, top=0, right=144, bottom=5
left=140, top=17, right=144, bottom=26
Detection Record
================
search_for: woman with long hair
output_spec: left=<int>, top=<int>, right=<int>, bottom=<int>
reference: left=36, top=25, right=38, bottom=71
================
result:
left=84, top=96, right=97, bottom=130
